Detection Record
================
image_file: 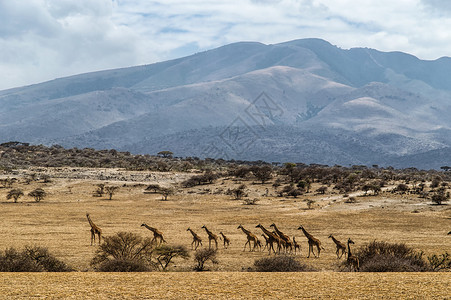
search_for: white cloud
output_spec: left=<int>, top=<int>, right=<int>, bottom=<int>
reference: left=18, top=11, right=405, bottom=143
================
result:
left=1, top=0, right=451, bottom=90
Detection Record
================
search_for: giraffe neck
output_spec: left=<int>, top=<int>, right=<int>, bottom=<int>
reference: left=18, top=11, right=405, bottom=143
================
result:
left=301, top=227, right=313, bottom=240
left=143, top=224, right=156, bottom=233
left=347, top=242, right=352, bottom=256
left=240, top=226, right=250, bottom=236
left=204, top=227, right=212, bottom=236
left=331, top=236, right=338, bottom=244
left=259, top=225, right=274, bottom=237
left=272, top=224, right=281, bottom=234
left=87, top=215, right=96, bottom=228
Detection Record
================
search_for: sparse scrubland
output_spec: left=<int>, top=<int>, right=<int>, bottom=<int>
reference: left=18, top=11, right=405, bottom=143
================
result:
left=0, top=143, right=450, bottom=298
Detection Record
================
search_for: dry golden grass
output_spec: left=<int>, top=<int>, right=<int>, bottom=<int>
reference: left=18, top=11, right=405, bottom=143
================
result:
left=0, top=272, right=450, bottom=299
left=0, top=168, right=450, bottom=298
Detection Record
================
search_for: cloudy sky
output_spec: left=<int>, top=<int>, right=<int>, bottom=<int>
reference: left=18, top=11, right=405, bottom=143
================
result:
left=1, top=0, right=451, bottom=90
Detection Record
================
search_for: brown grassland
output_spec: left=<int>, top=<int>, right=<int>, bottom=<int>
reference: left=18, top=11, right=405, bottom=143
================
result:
left=0, top=167, right=450, bottom=299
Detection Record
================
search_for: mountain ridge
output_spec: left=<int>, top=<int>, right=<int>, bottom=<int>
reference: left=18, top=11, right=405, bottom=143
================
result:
left=1, top=38, right=450, bottom=169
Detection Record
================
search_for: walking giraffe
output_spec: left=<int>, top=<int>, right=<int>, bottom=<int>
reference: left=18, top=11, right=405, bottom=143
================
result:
left=297, top=225, right=324, bottom=258
left=201, top=225, right=218, bottom=249
left=328, top=234, right=347, bottom=259
left=237, top=224, right=260, bottom=252
left=141, top=223, right=166, bottom=245
left=293, top=236, right=301, bottom=255
left=86, top=213, right=102, bottom=245
left=256, top=224, right=281, bottom=254
left=347, top=238, right=360, bottom=272
left=270, top=223, right=293, bottom=253
left=187, top=227, right=203, bottom=250
left=219, top=232, right=231, bottom=249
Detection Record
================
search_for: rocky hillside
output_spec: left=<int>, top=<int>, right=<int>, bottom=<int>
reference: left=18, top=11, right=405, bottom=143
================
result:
left=1, top=38, right=451, bottom=168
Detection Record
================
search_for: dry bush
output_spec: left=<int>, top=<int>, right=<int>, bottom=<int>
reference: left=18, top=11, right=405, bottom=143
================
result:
left=243, top=198, right=259, bottom=205
left=153, top=244, right=189, bottom=271
left=194, top=248, right=218, bottom=271
left=0, top=245, right=73, bottom=272
left=347, top=241, right=431, bottom=272
left=253, top=255, right=312, bottom=272
left=91, top=232, right=155, bottom=272
left=427, top=252, right=451, bottom=271
left=95, top=259, right=151, bottom=272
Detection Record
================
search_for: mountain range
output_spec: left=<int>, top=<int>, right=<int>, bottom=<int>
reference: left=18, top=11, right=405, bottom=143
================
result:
left=1, top=38, right=451, bottom=169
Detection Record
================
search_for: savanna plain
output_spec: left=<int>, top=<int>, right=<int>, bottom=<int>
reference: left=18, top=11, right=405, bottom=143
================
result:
left=0, top=164, right=450, bottom=299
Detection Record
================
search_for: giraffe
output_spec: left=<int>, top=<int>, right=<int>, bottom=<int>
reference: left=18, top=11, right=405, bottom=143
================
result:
left=256, top=224, right=281, bottom=254
left=297, top=225, right=324, bottom=258
left=201, top=225, right=218, bottom=249
left=261, top=234, right=270, bottom=251
left=219, top=232, right=231, bottom=249
left=187, top=227, right=203, bottom=250
left=328, top=234, right=347, bottom=259
left=293, top=236, right=301, bottom=255
left=237, top=224, right=260, bottom=252
left=86, top=213, right=102, bottom=245
left=270, top=223, right=293, bottom=253
left=347, top=238, right=359, bottom=272
left=141, top=223, right=166, bottom=245
left=255, top=238, right=263, bottom=251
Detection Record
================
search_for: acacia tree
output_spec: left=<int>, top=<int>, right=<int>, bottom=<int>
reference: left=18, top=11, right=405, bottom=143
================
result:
left=160, top=187, right=175, bottom=201
left=153, top=244, right=189, bottom=271
left=157, top=151, right=173, bottom=158
left=104, top=186, right=119, bottom=200
left=7, top=189, right=24, bottom=203
left=28, top=188, right=46, bottom=202
left=251, top=165, right=273, bottom=184
left=93, top=184, right=105, bottom=197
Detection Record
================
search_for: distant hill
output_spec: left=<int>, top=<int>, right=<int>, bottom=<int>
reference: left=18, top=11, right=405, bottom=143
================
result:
left=1, top=38, right=451, bottom=169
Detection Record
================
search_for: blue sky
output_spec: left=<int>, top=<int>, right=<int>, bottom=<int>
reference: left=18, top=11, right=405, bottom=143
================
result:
left=1, top=0, right=451, bottom=90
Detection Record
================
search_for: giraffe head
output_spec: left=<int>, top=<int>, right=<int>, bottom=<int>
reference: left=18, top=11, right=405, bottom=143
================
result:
left=328, top=234, right=333, bottom=239
left=201, top=225, right=206, bottom=229
left=297, top=225, right=304, bottom=230
left=256, top=223, right=262, bottom=228
left=348, top=238, right=355, bottom=244
left=269, top=223, right=276, bottom=228
left=237, top=224, right=243, bottom=230
left=141, top=223, right=146, bottom=227
left=86, top=213, right=90, bottom=217
left=186, top=227, right=191, bottom=231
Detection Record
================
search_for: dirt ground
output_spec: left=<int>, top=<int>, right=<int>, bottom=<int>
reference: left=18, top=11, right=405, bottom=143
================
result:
left=0, top=167, right=450, bottom=298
